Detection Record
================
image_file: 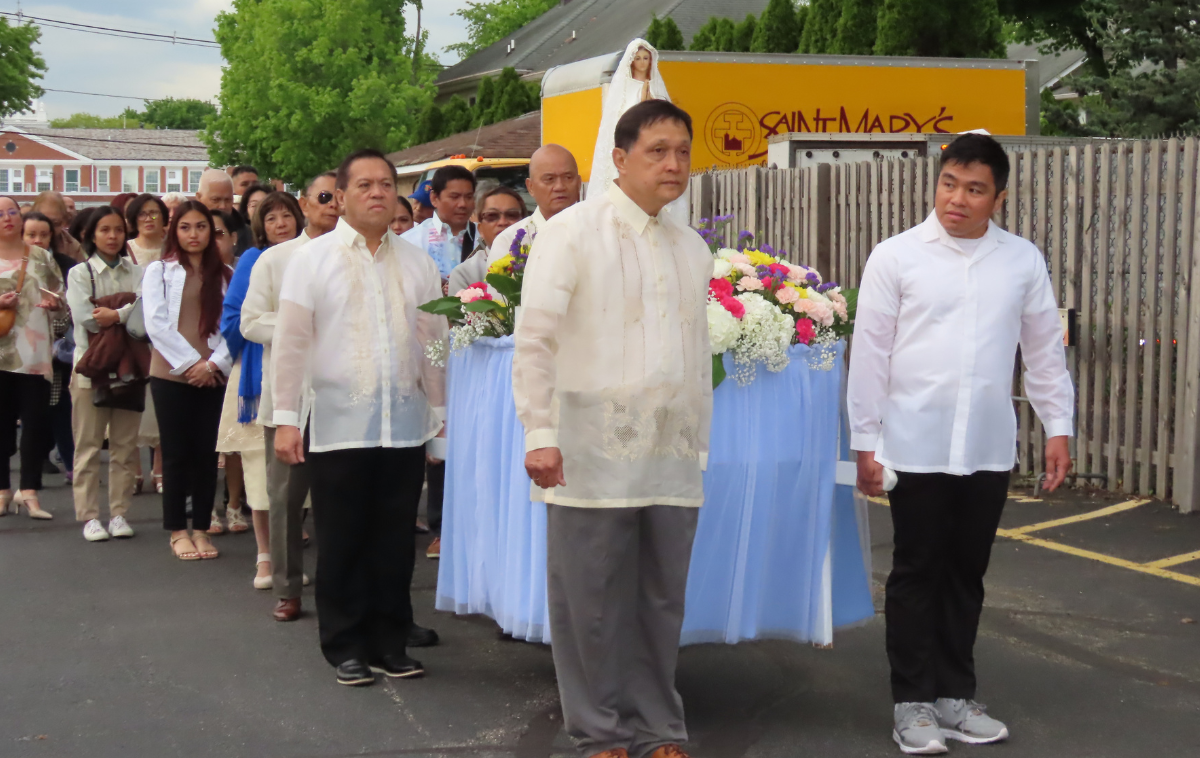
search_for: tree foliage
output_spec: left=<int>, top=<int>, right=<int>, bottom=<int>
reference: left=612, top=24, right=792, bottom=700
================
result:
left=0, top=18, right=45, bottom=118
left=445, top=0, right=557, bottom=59
left=798, top=0, right=842, bottom=53
left=141, top=98, right=218, bottom=130
left=1000, top=0, right=1110, bottom=77
left=734, top=15, right=758, bottom=52
left=833, top=0, right=881, bottom=55
left=50, top=112, right=147, bottom=129
left=205, top=0, right=431, bottom=185
left=874, top=0, right=1006, bottom=58
left=645, top=14, right=685, bottom=51
left=414, top=67, right=540, bottom=144
left=750, top=0, right=802, bottom=53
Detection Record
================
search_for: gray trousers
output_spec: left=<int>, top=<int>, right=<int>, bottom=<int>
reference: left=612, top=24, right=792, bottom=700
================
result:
left=547, top=504, right=699, bottom=758
left=264, top=425, right=310, bottom=600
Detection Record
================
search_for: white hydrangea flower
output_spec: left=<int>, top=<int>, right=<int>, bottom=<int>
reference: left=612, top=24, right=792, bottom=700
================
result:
left=707, top=299, right=741, bottom=354
left=730, top=293, right=794, bottom=385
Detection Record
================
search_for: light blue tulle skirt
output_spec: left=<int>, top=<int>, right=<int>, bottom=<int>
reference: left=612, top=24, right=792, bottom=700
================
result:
left=435, top=339, right=874, bottom=645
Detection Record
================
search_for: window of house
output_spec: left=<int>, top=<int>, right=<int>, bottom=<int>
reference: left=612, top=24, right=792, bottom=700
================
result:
left=97, top=168, right=109, bottom=193
left=0, top=168, right=19, bottom=193
left=36, top=168, right=52, bottom=192
left=145, top=169, right=159, bottom=194
left=122, top=167, right=138, bottom=193
left=188, top=169, right=203, bottom=193
left=64, top=168, right=79, bottom=193
left=166, top=169, right=181, bottom=193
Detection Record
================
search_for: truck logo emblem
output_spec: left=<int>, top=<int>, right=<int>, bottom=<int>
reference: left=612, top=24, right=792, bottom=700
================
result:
left=704, top=103, right=762, bottom=164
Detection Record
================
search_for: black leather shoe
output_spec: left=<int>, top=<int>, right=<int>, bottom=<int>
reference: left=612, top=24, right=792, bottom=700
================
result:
left=369, top=654, right=425, bottom=679
left=408, top=623, right=440, bottom=648
left=335, top=659, right=375, bottom=686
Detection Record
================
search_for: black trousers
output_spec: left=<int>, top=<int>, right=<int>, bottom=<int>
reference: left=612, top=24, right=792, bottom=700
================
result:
left=885, top=470, right=1009, bottom=704
left=0, top=370, right=51, bottom=491
left=307, top=445, right=425, bottom=667
left=425, top=459, right=444, bottom=533
left=151, top=378, right=224, bottom=532
left=49, top=375, right=74, bottom=473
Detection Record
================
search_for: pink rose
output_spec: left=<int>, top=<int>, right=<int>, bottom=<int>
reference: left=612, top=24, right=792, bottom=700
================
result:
left=456, top=287, right=490, bottom=303
left=795, top=298, right=834, bottom=327
left=709, top=278, right=734, bottom=298
left=734, top=262, right=758, bottom=277
left=795, top=317, right=815, bottom=344
left=728, top=253, right=751, bottom=265
left=776, top=286, right=800, bottom=305
left=736, top=276, right=763, bottom=292
left=721, top=296, right=745, bottom=319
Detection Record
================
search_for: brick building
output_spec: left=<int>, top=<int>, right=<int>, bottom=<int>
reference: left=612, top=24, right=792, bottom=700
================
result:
left=0, top=125, right=210, bottom=207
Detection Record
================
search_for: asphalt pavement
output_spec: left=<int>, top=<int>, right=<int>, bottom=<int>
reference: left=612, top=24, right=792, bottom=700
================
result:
left=2, top=458, right=1198, bottom=758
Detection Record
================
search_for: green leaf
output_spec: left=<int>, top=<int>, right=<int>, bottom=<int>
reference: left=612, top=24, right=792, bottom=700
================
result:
left=712, top=353, right=727, bottom=389
left=485, top=273, right=522, bottom=304
left=463, top=299, right=504, bottom=313
left=418, top=297, right=466, bottom=318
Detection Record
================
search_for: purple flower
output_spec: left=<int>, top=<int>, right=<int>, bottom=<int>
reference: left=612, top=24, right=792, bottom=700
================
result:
left=817, top=282, right=838, bottom=293
left=738, top=230, right=753, bottom=239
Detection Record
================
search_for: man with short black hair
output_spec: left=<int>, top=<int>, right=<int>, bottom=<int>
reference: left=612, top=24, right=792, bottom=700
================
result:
left=231, top=165, right=260, bottom=197
left=272, top=149, right=447, bottom=686
left=401, top=165, right=477, bottom=286
left=848, top=133, right=1074, bottom=754
left=513, top=99, right=712, bottom=758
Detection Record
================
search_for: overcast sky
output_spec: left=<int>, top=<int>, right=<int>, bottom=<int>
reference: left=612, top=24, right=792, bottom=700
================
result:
left=21, top=0, right=471, bottom=120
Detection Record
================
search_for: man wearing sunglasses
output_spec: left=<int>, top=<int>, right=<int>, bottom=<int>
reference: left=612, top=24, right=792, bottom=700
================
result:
left=239, top=171, right=341, bottom=624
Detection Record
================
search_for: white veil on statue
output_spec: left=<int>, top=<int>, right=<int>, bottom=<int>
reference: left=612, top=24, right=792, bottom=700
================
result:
left=589, top=39, right=690, bottom=219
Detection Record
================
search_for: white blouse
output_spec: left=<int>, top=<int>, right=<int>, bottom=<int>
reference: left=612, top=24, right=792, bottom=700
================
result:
left=847, top=212, right=1074, bottom=475
left=272, top=218, right=447, bottom=453
left=141, top=259, right=233, bottom=377
left=512, top=184, right=713, bottom=509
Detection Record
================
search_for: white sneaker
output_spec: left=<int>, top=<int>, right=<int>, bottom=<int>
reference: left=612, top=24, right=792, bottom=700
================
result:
left=108, top=515, right=134, bottom=539
left=83, top=519, right=110, bottom=542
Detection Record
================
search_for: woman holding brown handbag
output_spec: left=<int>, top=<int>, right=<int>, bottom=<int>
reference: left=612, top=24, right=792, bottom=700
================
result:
left=65, top=206, right=144, bottom=542
left=0, top=196, right=64, bottom=519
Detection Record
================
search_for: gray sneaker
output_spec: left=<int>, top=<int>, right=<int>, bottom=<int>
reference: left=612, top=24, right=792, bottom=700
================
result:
left=935, top=698, right=1009, bottom=744
left=893, top=702, right=948, bottom=755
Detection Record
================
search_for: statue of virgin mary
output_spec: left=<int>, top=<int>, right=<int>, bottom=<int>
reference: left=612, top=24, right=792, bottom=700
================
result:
left=588, top=38, right=690, bottom=218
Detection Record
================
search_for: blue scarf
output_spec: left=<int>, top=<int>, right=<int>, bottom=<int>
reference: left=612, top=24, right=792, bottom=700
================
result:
left=221, top=247, right=264, bottom=424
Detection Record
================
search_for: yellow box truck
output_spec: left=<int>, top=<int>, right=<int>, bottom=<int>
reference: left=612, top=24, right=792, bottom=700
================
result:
left=541, top=51, right=1039, bottom=181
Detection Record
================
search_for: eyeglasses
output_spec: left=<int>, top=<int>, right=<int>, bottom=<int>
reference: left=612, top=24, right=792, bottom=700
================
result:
left=317, top=191, right=334, bottom=205
left=480, top=210, right=524, bottom=223
left=1, top=208, right=20, bottom=219
left=213, top=228, right=227, bottom=237
left=137, top=211, right=161, bottom=221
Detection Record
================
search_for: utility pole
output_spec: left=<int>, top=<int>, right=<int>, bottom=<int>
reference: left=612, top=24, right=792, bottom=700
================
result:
left=411, top=2, right=423, bottom=85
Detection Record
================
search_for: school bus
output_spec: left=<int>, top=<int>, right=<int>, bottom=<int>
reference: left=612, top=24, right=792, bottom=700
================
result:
left=540, top=51, right=1039, bottom=181
left=396, top=156, right=534, bottom=209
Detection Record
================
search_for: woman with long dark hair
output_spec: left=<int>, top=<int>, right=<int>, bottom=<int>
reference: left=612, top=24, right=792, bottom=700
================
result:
left=0, top=196, right=64, bottom=519
left=142, top=200, right=232, bottom=561
left=23, top=211, right=77, bottom=485
left=218, top=191, right=302, bottom=587
left=65, top=206, right=143, bottom=541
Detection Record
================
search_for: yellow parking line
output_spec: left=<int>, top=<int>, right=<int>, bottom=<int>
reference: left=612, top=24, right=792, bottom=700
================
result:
left=996, top=530, right=1200, bottom=588
left=1004, top=499, right=1150, bottom=536
left=1143, top=550, right=1200, bottom=570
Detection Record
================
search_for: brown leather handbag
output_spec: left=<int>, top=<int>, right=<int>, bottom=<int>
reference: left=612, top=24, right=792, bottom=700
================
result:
left=0, top=251, right=30, bottom=338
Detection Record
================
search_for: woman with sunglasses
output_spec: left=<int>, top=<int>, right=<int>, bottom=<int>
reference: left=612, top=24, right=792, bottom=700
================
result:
left=125, top=194, right=171, bottom=494
left=447, top=185, right=527, bottom=297
left=0, top=196, right=65, bottom=519
left=218, top=192, right=302, bottom=587
left=143, top=200, right=233, bottom=561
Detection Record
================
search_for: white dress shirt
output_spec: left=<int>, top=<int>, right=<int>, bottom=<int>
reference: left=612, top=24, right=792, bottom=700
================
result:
left=64, top=254, right=140, bottom=388
left=272, top=218, right=447, bottom=452
left=513, top=184, right=713, bottom=508
left=400, top=211, right=472, bottom=281
left=240, top=228, right=318, bottom=428
left=847, top=212, right=1074, bottom=475
left=486, top=207, right=546, bottom=269
left=141, top=259, right=233, bottom=376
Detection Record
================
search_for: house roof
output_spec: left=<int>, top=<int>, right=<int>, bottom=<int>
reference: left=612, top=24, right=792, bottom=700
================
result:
left=1006, top=43, right=1089, bottom=89
left=435, top=0, right=772, bottom=93
left=3, top=127, right=209, bottom=161
left=386, top=112, right=543, bottom=167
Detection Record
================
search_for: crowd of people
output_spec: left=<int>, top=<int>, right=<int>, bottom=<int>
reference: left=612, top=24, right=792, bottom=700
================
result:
left=1, top=97, right=1074, bottom=758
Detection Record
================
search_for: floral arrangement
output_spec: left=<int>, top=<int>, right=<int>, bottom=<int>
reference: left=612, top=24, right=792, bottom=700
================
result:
left=696, top=217, right=856, bottom=387
left=418, top=228, right=532, bottom=363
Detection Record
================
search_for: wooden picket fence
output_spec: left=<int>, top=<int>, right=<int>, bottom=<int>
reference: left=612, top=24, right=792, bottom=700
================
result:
left=689, top=137, right=1200, bottom=512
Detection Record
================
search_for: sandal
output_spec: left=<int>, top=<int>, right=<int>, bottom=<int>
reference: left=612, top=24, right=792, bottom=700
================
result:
left=171, top=533, right=200, bottom=561
left=207, top=519, right=227, bottom=536
left=154, top=474, right=163, bottom=494
left=227, top=508, right=250, bottom=533
left=253, top=554, right=273, bottom=590
left=0, top=490, right=12, bottom=517
left=191, top=532, right=219, bottom=560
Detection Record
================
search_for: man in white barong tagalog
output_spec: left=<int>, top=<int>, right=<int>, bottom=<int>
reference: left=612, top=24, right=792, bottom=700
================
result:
left=271, top=149, right=448, bottom=687
left=513, top=99, right=713, bottom=758
left=847, top=133, right=1074, bottom=755
left=485, top=143, right=582, bottom=271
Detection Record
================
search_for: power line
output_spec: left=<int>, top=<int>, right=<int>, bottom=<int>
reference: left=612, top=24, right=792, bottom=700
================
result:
left=42, top=88, right=163, bottom=102
left=0, top=11, right=221, bottom=49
